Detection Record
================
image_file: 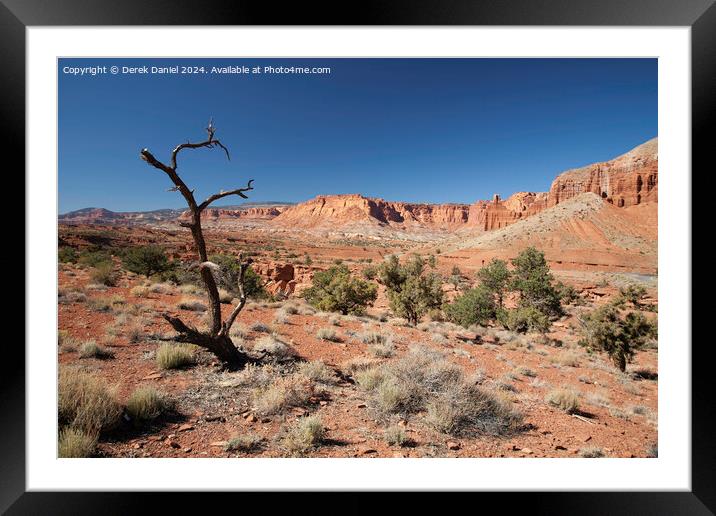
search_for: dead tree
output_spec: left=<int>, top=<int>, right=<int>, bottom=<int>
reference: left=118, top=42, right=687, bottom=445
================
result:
left=140, top=120, right=253, bottom=366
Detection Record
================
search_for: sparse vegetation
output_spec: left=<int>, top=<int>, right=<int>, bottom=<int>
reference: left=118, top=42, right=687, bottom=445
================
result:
left=282, top=416, right=325, bottom=455
left=578, top=297, right=657, bottom=371
left=78, top=340, right=114, bottom=359
left=156, top=343, right=195, bottom=370
left=444, top=285, right=496, bottom=328
left=384, top=425, right=409, bottom=446
left=58, top=367, right=122, bottom=434
left=377, top=255, right=444, bottom=326
left=225, top=433, right=262, bottom=453
left=303, top=265, right=378, bottom=315
left=316, top=327, right=342, bottom=342
left=58, top=428, right=97, bottom=458
left=121, top=245, right=172, bottom=277
left=545, top=387, right=580, bottom=413
left=126, top=386, right=172, bottom=421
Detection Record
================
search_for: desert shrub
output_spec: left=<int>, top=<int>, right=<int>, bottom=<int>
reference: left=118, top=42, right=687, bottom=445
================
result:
left=255, top=335, right=294, bottom=360
left=298, top=360, right=336, bottom=384
left=90, top=262, right=119, bottom=287
left=510, top=247, right=562, bottom=318
left=476, top=258, right=511, bottom=308
left=377, top=254, right=444, bottom=325
left=362, top=265, right=378, bottom=281
left=58, top=247, right=78, bottom=263
left=282, top=416, right=325, bottom=455
left=617, top=284, right=648, bottom=308
left=130, top=285, right=150, bottom=298
left=127, top=324, right=144, bottom=344
left=555, top=281, right=582, bottom=305
left=444, top=285, right=496, bottom=328
left=58, top=428, right=97, bottom=458
left=253, top=374, right=313, bottom=415
left=358, top=330, right=389, bottom=345
left=225, top=433, right=262, bottom=453
left=545, top=387, right=580, bottom=413
left=515, top=366, right=537, bottom=377
left=209, top=254, right=267, bottom=299
left=551, top=350, right=581, bottom=367
left=214, top=288, right=232, bottom=304
left=234, top=363, right=280, bottom=388
left=579, top=446, right=605, bottom=458
left=341, top=357, right=378, bottom=376
left=77, top=249, right=112, bottom=268
left=303, top=265, right=377, bottom=315
left=177, top=298, right=207, bottom=312
left=230, top=323, right=249, bottom=339
left=120, top=245, right=172, bottom=277
left=369, top=340, right=395, bottom=358
left=87, top=295, right=123, bottom=312
left=498, top=306, right=550, bottom=333
left=578, top=300, right=657, bottom=371
left=384, top=425, right=409, bottom=446
left=58, top=330, right=79, bottom=352
left=250, top=322, right=272, bottom=333
left=78, top=340, right=114, bottom=359
left=358, top=347, right=522, bottom=436
left=316, top=327, right=342, bottom=342
left=126, top=386, right=172, bottom=421
left=156, top=343, right=195, bottom=370
left=58, top=367, right=122, bottom=433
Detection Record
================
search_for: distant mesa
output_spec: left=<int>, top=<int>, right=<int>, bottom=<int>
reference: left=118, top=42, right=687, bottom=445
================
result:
left=59, top=137, right=657, bottom=235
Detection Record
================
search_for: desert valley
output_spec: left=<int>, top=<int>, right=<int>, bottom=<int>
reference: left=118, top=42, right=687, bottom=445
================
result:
left=58, top=137, right=659, bottom=459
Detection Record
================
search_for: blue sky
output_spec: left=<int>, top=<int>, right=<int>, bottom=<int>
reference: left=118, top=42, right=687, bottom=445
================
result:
left=58, top=58, right=656, bottom=213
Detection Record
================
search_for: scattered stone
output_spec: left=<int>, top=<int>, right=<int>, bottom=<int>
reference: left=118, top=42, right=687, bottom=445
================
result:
left=141, top=372, right=162, bottom=381
left=522, top=448, right=533, bottom=455
left=356, top=403, right=367, bottom=409
left=398, top=420, right=407, bottom=427
left=165, top=439, right=181, bottom=449
left=178, top=424, right=194, bottom=432
left=447, top=441, right=461, bottom=451
left=210, top=441, right=229, bottom=447
left=319, top=400, right=328, bottom=406
left=183, top=448, right=192, bottom=453
left=358, top=446, right=377, bottom=455
left=245, top=414, right=258, bottom=423
left=555, top=445, right=567, bottom=451
left=205, top=415, right=226, bottom=423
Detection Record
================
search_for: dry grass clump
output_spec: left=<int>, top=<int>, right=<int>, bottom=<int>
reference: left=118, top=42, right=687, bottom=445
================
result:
left=156, top=343, right=195, bottom=370
left=178, top=298, right=207, bottom=312
left=431, top=332, right=448, bottom=345
left=369, top=340, right=396, bottom=358
left=234, top=363, right=280, bottom=388
left=179, top=283, right=203, bottom=295
left=545, top=387, right=580, bottom=413
left=282, top=416, right=325, bottom=456
left=58, top=428, right=97, bottom=458
left=252, top=374, right=313, bottom=415
left=230, top=323, right=249, bottom=339
left=87, top=295, right=124, bottom=312
left=127, top=324, right=144, bottom=344
left=254, top=335, right=295, bottom=360
left=78, top=340, right=114, bottom=359
left=298, top=360, right=337, bottom=384
left=130, top=285, right=150, bottom=298
left=58, top=289, right=87, bottom=304
left=358, top=330, right=389, bottom=345
left=58, top=330, right=80, bottom=353
left=316, top=327, right=342, bottom=342
left=58, top=367, right=122, bottom=433
left=149, top=282, right=173, bottom=295
left=579, top=446, right=605, bottom=458
left=384, top=425, right=409, bottom=446
left=328, top=314, right=341, bottom=326
left=90, top=263, right=119, bottom=287
left=225, top=433, right=262, bottom=453
left=515, top=365, right=537, bottom=378
left=218, top=288, right=234, bottom=304
left=126, top=386, right=172, bottom=422
left=341, top=357, right=378, bottom=377
left=358, top=347, right=522, bottom=436
left=250, top=322, right=272, bottom=333
left=551, top=350, right=581, bottom=368
left=281, top=304, right=300, bottom=315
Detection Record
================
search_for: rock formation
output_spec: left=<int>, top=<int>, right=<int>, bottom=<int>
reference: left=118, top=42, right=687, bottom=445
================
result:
left=548, top=138, right=657, bottom=208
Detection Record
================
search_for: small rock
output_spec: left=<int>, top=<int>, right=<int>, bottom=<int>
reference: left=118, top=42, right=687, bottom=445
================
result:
left=398, top=420, right=408, bottom=427
left=165, top=439, right=181, bottom=449
left=178, top=424, right=194, bottom=432
left=319, top=400, right=328, bottom=406
left=555, top=445, right=567, bottom=451
left=356, top=403, right=367, bottom=409
left=261, top=417, right=271, bottom=423
left=141, top=373, right=162, bottom=381
left=210, top=441, right=228, bottom=447
left=522, top=448, right=533, bottom=455
left=358, top=446, right=377, bottom=455
left=183, top=447, right=192, bottom=453
left=132, top=443, right=142, bottom=449
left=205, top=415, right=226, bottom=422
left=447, top=441, right=461, bottom=451
left=583, top=436, right=592, bottom=442
left=245, top=414, right=257, bottom=423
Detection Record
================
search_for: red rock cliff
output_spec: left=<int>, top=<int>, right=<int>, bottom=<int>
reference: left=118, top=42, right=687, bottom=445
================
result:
left=548, top=138, right=657, bottom=208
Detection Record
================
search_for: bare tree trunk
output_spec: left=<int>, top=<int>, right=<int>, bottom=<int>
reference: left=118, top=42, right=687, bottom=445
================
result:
left=139, top=120, right=255, bottom=367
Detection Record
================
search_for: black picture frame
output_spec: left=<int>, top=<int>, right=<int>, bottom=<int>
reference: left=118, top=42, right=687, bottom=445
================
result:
left=4, top=0, right=708, bottom=513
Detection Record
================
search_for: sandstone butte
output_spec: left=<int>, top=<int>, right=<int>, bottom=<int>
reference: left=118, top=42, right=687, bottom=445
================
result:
left=271, top=137, right=657, bottom=232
